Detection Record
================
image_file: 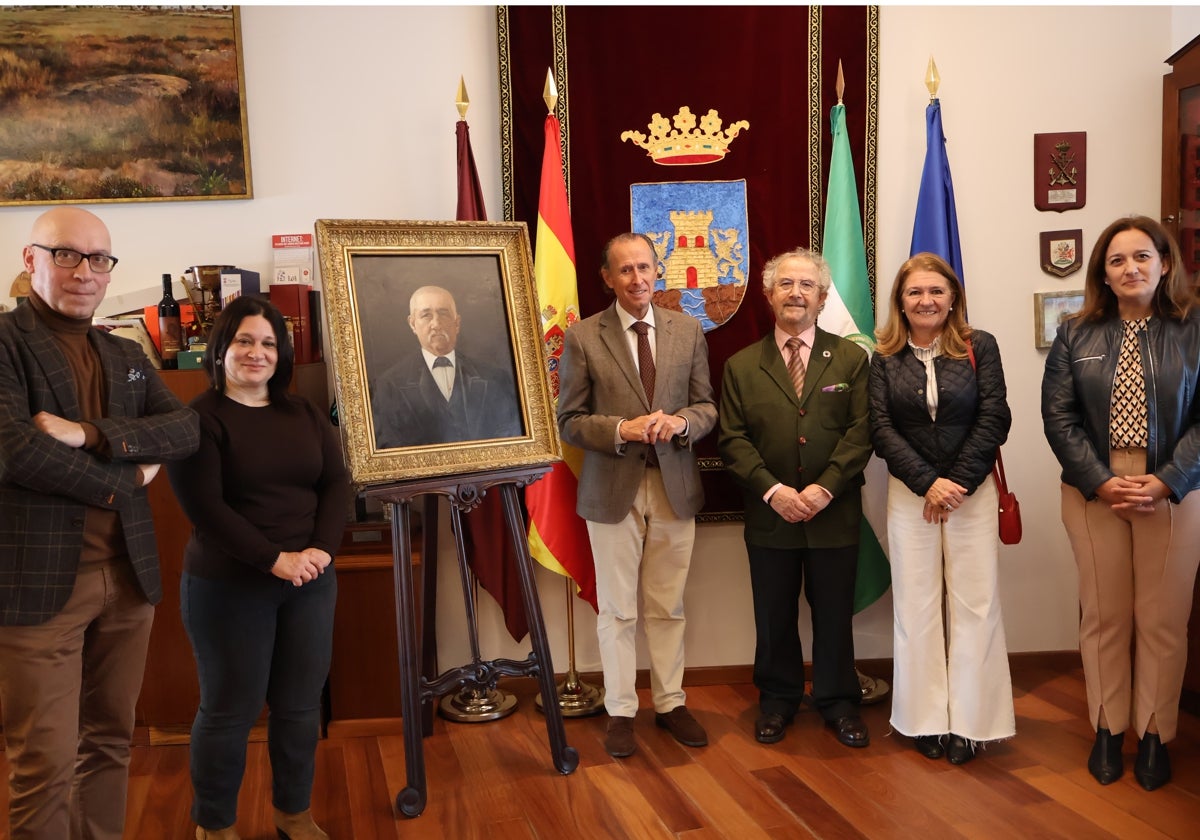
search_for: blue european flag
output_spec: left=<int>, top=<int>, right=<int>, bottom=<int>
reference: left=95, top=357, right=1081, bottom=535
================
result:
left=910, top=99, right=965, bottom=286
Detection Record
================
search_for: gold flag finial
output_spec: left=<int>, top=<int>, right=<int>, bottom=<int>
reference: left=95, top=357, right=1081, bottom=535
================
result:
left=543, top=69, right=558, bottom=114
left=455, top=75, right=469, bottom=120
left=925, top=56, right=940, bottom=102
left=835, top=60, right=845, bottom=105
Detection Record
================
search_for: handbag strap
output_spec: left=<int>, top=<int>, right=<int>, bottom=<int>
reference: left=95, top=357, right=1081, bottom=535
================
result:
left=965, top=339, right=1009, bottom=493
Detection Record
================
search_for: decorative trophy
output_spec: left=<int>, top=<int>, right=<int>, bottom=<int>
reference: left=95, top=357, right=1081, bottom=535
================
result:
left=182, top=264, right=229, bottom=341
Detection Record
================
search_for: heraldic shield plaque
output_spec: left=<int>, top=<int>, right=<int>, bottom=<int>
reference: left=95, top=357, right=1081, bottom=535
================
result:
left=1034, top=132, right=1086, bottom=212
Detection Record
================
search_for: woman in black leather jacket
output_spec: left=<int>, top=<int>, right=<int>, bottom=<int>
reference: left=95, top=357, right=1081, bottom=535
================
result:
left=1042, top=215, right=1200, bottom=792
left=869, top=253, right=1014, bottom=766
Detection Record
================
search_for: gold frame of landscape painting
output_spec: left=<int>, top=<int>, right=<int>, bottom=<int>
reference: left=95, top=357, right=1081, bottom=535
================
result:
left=0, top=5, right=252, bottom=205
left=315, top=219, right=560, bottom=487
left=1034, top=289, right=1085, bottom=349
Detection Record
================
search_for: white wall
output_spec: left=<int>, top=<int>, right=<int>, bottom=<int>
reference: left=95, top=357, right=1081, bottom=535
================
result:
left=0, top=6, right=1191, bottom=675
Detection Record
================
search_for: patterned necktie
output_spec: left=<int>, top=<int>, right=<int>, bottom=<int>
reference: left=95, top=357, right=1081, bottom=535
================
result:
left=632, top=321, right=655, bottom=403
left=786, top=336, right=806, bottom=399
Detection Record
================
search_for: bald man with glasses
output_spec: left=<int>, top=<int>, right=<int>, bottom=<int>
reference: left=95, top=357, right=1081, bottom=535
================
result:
left=0, top=207, right=199, bottom=839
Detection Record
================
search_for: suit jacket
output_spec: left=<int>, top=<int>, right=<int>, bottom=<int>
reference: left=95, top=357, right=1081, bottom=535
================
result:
left=0, top=302, right=200, bottom=625
left=718, top=328, right=871, bottom=549
left=371, top=350, right=522, bottom=449
left=557, top=303, right=717, bottom=524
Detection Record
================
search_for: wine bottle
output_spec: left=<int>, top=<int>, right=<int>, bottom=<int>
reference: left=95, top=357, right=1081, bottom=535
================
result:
left=158, top=273, right=182, bottom=370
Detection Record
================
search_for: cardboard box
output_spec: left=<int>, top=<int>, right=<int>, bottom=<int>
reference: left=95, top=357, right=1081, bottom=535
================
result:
left=219, top=269, right=261, bottom=307
left=269, top=283, right=314, bottom=364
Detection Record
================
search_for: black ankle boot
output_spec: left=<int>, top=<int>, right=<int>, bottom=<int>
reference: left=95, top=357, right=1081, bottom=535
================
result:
left=1134, top=733, right=1171, bottom=791
left=1087, top=727, right=1124, bottom=784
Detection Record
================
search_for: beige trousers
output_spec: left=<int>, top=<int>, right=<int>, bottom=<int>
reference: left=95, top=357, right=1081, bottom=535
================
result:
left=1061, top=448, right=1200, bottom=742
left=587, top=467, right=695, bottom=717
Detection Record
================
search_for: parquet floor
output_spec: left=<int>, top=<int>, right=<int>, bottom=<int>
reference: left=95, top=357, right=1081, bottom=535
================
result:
left=3, top=658, right=1199, bottom=838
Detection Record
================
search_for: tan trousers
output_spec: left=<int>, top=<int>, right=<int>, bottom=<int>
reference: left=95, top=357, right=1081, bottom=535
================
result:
left=587, top=466, right=695, bottom=717
left=1061, top=448, right=1200, bottom=742
left=0, top=558, right=154, bottom=840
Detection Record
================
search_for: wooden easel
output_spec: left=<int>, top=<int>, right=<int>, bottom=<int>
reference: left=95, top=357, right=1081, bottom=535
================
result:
left=364, top=464, right=578, bottom=818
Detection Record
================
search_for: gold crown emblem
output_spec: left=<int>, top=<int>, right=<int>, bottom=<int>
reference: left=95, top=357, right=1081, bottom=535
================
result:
left=621, top=106, right=749, bottom=166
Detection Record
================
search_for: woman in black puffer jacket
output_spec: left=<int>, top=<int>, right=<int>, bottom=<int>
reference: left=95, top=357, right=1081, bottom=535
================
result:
left=1042, top=215, right=1200, bottom=792
left=868, top=252, right=1014, bottom=767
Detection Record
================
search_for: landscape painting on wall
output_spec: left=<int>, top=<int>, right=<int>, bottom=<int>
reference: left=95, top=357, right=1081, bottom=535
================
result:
left=0, top=5, right=252, bottom=206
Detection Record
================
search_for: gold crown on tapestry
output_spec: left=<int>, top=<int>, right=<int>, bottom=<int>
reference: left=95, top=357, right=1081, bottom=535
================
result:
left=621, top=106, right=749, bottom=166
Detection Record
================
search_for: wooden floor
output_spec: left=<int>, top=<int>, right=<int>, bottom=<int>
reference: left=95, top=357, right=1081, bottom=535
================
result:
left=3, top=658, right=1200, bottom=839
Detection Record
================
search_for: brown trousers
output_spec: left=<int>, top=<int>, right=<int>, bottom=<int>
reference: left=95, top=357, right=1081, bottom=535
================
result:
left=1061, top=448, right=1200, bottom=742
left=0, top=558, right=154, bottom=840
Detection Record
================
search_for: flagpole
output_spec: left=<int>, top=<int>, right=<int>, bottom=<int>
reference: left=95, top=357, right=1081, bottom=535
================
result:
left=529, top=69, right=603, bottom=718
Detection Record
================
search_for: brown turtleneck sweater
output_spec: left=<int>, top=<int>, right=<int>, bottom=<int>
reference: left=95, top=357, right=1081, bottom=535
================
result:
left=28, top=293, right=127, bottom=563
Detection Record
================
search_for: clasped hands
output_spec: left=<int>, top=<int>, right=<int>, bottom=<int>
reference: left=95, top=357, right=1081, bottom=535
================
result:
left=619, top=410, right=685, bottom=445
left=769, top=484, right=831, bottom=523
left=272, top=548, right=332, bottom=587
left=923, top=477, right=967, bottom=524
left=1097, top=474, right=1167, bottom=519
left=34, top=411, right=160, bottom=486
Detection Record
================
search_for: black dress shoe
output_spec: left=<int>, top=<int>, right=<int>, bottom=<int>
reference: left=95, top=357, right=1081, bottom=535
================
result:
left=755, top=713, right=788, bottom=744
left=1087, top=727, right=1124, bottom=784
left=825, top=715, right=870, bottom=748
left=946, top=734, right=976, bottom=765
left=1134, top=733, right=1171, bottom=791
left=914, top=735, right=945, bottom=760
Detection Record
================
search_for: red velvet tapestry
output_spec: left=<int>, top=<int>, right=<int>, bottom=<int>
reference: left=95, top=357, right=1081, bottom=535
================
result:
left=498, top=5, right=879, bottom=518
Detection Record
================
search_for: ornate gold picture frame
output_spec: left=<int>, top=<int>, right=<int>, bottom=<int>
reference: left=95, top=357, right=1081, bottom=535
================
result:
left=315, top=219, right=559, bottom=487
left=0, top=5, right=252, bottom=205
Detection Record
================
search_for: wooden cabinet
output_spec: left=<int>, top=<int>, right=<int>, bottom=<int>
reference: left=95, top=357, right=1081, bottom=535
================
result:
left=136, top=364, right=331, bottom=735
left=1165, top=35, right=1200, bottom=713
left=1162, top=34, right=1200, bottom=272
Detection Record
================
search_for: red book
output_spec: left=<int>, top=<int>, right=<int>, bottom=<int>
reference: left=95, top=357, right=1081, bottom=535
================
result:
left=269, top=284, right=314, bottom=364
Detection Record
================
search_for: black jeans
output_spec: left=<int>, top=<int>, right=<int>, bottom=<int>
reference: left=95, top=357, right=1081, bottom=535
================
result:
left=181, top=568, right=336, bottom=829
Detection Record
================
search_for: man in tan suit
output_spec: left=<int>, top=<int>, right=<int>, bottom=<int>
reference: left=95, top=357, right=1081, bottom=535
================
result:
left=557, top=232, right=717, bottom=758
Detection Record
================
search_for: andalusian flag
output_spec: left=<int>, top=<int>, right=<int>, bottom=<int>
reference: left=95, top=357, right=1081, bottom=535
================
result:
left=821, top=101, right=891, bottom=613
left=525, top=112, right=598, bottom=610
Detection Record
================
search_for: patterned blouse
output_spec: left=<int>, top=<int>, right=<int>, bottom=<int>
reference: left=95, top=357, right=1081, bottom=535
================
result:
left=1109, top=317, right=1150, bottom=449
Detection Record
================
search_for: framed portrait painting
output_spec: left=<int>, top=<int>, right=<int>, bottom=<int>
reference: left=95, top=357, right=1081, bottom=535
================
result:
left=1034, top=289, right=1084, bottom=349
left=315, top=219, right=559, bottom=487
left=0, top=5, right=251, bottom=205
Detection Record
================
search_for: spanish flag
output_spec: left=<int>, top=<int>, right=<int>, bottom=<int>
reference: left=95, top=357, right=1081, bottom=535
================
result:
left=525, top=112, right=597, bottom=610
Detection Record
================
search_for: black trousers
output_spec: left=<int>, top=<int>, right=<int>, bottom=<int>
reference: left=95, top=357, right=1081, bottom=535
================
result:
left=746, top=542, right=860, bottom=721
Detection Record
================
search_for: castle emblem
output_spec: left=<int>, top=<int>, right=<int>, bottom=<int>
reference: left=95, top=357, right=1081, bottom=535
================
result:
left=631, top=180, right=749, bottom=332
left=621, top=106, right=749, bottom=166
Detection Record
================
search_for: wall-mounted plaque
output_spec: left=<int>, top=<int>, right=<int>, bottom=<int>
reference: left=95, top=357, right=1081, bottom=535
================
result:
left=1034, top=132, right=1086, bottom=212
left=1040, top=229, right=1083, bottom=277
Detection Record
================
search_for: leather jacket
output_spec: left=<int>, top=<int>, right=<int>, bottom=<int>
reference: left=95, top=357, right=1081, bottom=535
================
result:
left=868, top=329, right=1011, bottom=497
left=1041, top=313, right=1200, bottom=502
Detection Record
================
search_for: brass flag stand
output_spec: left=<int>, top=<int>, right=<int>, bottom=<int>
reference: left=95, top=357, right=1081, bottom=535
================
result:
left=535, top=576, right=604, bottom=716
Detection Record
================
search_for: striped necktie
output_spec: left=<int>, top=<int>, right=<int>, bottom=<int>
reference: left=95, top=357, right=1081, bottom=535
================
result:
left=786, top=336, right=806, bottom=399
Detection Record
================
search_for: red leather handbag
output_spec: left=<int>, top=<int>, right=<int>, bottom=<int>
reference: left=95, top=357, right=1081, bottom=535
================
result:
left=966, top=341, right=1022, bottom=545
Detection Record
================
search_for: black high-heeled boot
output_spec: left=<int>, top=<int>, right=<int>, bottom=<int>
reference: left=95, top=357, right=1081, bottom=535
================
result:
left=1087, top=727, right=1124, bottom=784
left=1134, top=733, right=1171, bottom=791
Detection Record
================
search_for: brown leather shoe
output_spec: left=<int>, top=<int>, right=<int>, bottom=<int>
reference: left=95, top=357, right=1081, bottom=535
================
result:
left=273, top=808, right=329, bottom=840
left=195, top=827, right=241, bottom=840
left=604, top=715, right=636, bottom=758
left=655, top=705, right=708, bottom=747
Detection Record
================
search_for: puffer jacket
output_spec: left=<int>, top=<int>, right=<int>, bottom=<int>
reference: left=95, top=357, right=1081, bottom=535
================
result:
left=868, top=329, right=1011, bottom=497
left=1041, top=313, right=1200, bottom=502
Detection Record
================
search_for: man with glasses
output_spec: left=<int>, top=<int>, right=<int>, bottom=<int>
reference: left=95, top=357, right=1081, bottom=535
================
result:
left=0, top=206, right=199, bottom=839
left=717, top=248, right=873, bottom=749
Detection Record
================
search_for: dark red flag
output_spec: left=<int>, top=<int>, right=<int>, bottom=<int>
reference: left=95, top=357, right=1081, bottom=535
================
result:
left=456, top=116, right=529, bottom=641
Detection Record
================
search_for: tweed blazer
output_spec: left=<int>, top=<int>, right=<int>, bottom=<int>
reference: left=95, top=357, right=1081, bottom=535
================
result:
left=718, top=328, right=872, bottom=549
left=557, top=303, right=717, bottom=524
left=0, top=303, right=200, bottom=625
